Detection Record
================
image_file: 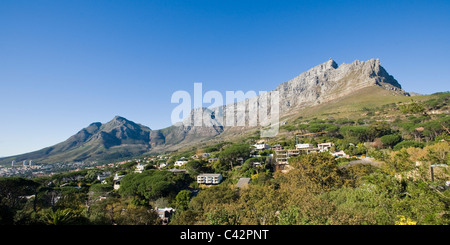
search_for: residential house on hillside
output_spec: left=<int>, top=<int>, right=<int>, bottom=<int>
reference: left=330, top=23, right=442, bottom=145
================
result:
left=318, top=142, right=334, bottom=152
left=271, top=144, right=283, bottom=151
left=295, top=143, right=314, bottom=149
left=134, top=163, right=146, bottom=173
left=97, top=172, right=111, bottom=184
left=197, top=173, right=223, bottom=185
left=156, top=207, right=175, bottom=225
left=296, top=143, right=319, bottom=154
left=331, top=150, right=348, bottom=158
left=253, top=143, right=271, bottom=150
left=236, top=178, right=251, bottom=189
left=113, top=174, right=125, bottom=190
left=168, top=169, right=187, bottom=175
left=274, top=149, right=300, bottom=165
left=174, top=160, right=188, bottom=167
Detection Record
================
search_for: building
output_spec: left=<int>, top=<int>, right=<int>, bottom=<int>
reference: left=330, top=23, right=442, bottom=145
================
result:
left=271, top=144, right=283, bottom=151
left=275, top=149, right=300, bottom=165
left=113, top=174, right=125, bottom=190
left=253, top=143, right=270, bottom=150
left=295, top=143, right=314, bottom=149
left=168, top=169, right=187, bottom=175
left=197, top=173, right=223, bottom=185
left=134, top=163, right=146, bottom=173
left=318, top=142, right=334, bottom=152
left=156, top=207, right=175, bottom=225
left=331, top=150, right=348, bottom=158
left=236, top=178, right=251, bottom=189
left=174, top=160, right=188, bottom=167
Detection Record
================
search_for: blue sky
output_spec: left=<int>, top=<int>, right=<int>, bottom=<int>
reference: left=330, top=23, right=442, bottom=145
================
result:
left=0, top=0, right=449, bottom=156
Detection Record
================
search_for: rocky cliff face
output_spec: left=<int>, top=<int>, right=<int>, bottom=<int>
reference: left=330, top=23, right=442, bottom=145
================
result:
left=178, top=58, right=409, bottom=129
left=274, top=58, right=408, bottom=114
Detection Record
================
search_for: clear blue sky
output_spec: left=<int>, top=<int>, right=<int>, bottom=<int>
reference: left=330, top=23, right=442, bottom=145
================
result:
left=0, top=0, right=449, bottom=156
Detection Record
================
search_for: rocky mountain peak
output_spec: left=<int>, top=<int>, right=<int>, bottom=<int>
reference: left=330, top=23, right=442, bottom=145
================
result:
left=272, top=58, right=408, bottom=114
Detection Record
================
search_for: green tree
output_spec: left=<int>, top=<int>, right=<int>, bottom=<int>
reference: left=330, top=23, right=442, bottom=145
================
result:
left=219, top=143, right=251, bottom=169
left=368, top=121, right=393, bottom=139
left=185, top=160, right=203, bottom=176
left=174, top=190, right=191, bottom=212
left=119, top=170, right=177, bottom=202
left=288, top=153, right=343, bottom=192
left=340, top=126, right=371, bottom=142
left=380, top=134, right=402, bottom=149
left=41, top=208, right=78, bottom=225
left=393, top=141, right=425, bottom=151
left=399, top=100, right=425, bottom=114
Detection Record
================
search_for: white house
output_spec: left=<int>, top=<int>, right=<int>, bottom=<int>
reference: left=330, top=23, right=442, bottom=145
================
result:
left=318, top=142, right=334, bottom=152
left=331, top=150, right=348, bottom=158
left=253, top=143, right=270, bottom=150
left=197, top=173, right=223, bottom=185
left=295, top=143, right=314, bottom=149
left=174, top=160, right=188, bottom=167
left=134, top=163, right=146, bottom=173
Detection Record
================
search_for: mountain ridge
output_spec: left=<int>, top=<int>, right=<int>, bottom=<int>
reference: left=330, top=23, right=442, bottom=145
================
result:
left=0, top=58, right=411, bottom=164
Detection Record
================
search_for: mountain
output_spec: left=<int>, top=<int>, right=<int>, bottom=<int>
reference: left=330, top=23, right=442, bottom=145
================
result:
left=1, top=116, right=154, bottom=164
left=0, top=58, right=411, bottom=164
left=163, top=58, right=409, bottom=139
left=274, top=58, right=408, bottom=114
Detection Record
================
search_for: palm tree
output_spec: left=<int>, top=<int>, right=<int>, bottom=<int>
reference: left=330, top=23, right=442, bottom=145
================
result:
left=43, top=208, right=74, bottom=225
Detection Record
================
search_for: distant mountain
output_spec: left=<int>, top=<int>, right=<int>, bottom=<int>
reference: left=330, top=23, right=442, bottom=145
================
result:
left=0, top=58, right=411, bottom=164
left=1, top=116, right=154, bottom=164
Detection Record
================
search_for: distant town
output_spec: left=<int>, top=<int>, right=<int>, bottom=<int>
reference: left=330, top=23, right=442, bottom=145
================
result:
left=0, top=140, right=366, bottom=179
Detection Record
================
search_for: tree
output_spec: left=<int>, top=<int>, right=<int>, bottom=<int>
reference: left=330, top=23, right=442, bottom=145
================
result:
left=380, top=134, right=402, bottom=149
left=40, top=208, right=85, bottom=225
left=393, top=141, right=425, bottom=151
left=339, top=126, right=371, bottom=142
left=119, top=170, right=177, bottom=202
left=399, top=100, right=425, bottom=114
left=0, top=177, right=39, bottom=224
left=219, top=143, right=251, bottom=169
left=185, top=160, right=203, bottom=176
left=288, top=153, right=343, bottom=192
left=368, top=121, right=393, bottom=140
left=174, top=190, right=191, bottom=212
